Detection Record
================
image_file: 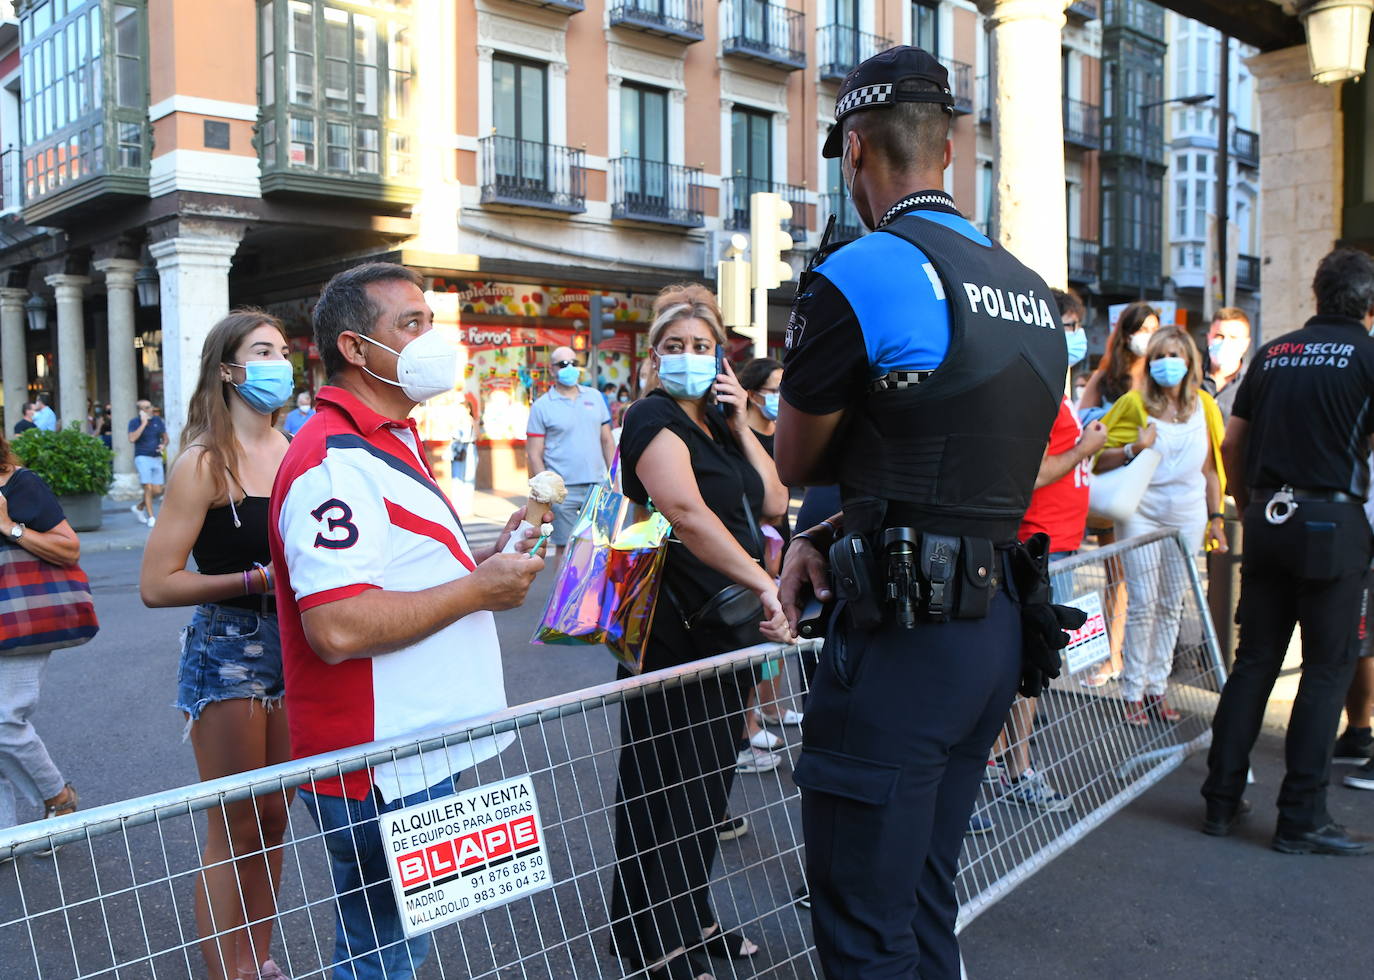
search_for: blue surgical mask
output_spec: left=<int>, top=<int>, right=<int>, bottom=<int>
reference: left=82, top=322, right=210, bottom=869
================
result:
left=658, top=353, right=717, bottom=400
left=556, top=365, right=580, bottom=387
left=227, top=361, right=295, bottom=414
left=1065, top=330, right=1088, bottom=367
left=759, top=392, right=780, bottom=420
left=1149, top=356, right=1189, bottom=388
left=1207, top=338, right=1225, bottom=362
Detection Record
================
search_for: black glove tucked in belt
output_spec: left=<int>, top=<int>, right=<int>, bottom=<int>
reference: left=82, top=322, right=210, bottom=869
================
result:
left=1009, top=533, right=1088, bottom=698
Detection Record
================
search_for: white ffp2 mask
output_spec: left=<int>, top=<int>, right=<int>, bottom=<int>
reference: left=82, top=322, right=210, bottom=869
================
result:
left=357, top=329, right=460, bottom=403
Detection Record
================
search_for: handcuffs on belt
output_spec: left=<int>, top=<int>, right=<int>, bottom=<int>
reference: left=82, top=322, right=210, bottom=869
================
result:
left=1264, top=485, right=1298, bottom=525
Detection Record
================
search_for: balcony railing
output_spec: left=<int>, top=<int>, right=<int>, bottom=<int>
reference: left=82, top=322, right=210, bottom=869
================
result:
left=610, top=157, right=704, bottom=227
left=479, top=136, right=586, bottom=214
left=820, top=191, right=867, bottom=241
left=1066, top=0, right=1099, bottom=20
left=1100, top=245, right=1162, bottom=295
left=609, top=0, right=704, bottom=42
left=722, top=178, right=810, bottom=239
left=504, top=0, right=584, bottom=11
left=1236, top=253, right=1261, bottom=292
left=723, top=1, right=805, bottom=70
left=0, top=146, right=18, bottom=212
left=977, top=74, right=991, bottom=126
left=940, top=58, right=973, bottom=115
left=1068, top=237, right=1100, bottom=284
left=1232, top=127, right=1260, bottom=168
left=1063, top=98, right=1102, bottom=150
left=817, top=24, right=893, bottom=81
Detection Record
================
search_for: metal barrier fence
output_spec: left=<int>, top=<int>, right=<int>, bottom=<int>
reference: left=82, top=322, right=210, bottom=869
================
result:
left=0, top=530, right=1224, bottom=978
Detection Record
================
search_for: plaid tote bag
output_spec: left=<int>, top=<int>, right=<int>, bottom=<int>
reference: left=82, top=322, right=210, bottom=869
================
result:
left=0, top=547, right=100, bottom=655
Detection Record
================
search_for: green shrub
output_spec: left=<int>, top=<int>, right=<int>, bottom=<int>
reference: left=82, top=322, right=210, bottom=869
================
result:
left=12, top=427, right=114, bottom=496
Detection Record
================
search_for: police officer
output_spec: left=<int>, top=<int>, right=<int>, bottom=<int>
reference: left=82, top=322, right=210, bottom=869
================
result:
left=774, top=47, right=1078, bottom=978
left=1201, top=247, right=1374, bottom=855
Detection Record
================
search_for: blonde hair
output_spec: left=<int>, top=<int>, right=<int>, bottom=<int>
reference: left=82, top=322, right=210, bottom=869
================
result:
left=644, top=283, right=727, bottom=392
left=1141, top=326, right=1202, bottom=422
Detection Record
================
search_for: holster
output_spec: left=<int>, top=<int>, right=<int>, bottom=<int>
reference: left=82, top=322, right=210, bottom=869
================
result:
left=830, top=534, right=884, bottom=631
left=917, top=533, right=997, bottom=623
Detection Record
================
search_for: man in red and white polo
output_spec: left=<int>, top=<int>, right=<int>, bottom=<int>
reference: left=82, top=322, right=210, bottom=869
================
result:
left=269, top=262, right=547, bottom=979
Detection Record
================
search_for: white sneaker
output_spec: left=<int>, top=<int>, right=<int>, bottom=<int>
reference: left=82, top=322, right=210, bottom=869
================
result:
left=758, top=708, right=805, bottom=726
left=146, top=516, right=156, bottom=529
left=749, top=729, right=782, bottom=752
left=131, top=504, right=147, bottom=525
left=735, top=747, right=781, bottom=774
left=1004, top=767, right=1073, bottom=812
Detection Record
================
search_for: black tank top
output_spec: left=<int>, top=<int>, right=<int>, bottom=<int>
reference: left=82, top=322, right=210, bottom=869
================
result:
left=192, top=491, right=273, bottom=612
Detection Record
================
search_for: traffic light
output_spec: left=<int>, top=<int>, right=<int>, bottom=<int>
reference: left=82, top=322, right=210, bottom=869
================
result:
left=717, top=233, right=750, bottom=329
left=589, top=293, right=613, bottom=348
left=749, top=192, right=795, bottom=290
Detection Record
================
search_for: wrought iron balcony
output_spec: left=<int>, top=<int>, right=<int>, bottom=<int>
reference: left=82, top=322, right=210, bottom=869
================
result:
left=1232, top=127, right=1260, bottom=169
left=1068, top=237, right=1100, bottom=284
left=820, top=191, right=867, bottom=241
left=722, top=178, right=810, bottom=239
left=977, top=74, right=991, bottom=126
left=479, top=136, right=586, bottom=214
left=609, top=0, right=704, bottom=42
left=1063, top=98, right=1102, bottom=150
left=940, top=58, right=973, bottom=115
left=1236, top=253, right=1261, bottom=292
left=502, top=0, right=584, bottom=11
left=1066, top=0, right=1099, bottom=20
left=817, top=24, right=893, bottom=82
left=723, top=1, right=805, bottom=70
left=610, top=157, right=704, bottom=227
left=1099, top=245, right=1162, bottom=295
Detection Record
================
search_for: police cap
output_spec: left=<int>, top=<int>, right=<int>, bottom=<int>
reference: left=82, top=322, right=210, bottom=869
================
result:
left=822, top=45, right=956, bottom=159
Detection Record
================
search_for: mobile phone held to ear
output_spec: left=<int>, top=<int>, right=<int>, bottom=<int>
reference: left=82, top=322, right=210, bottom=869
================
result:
left=716, top=347, right=734, bottom=418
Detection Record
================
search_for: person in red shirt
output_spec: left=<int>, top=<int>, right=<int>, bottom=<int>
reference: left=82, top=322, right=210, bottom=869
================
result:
left=993, top=288, right=1107, bottom=811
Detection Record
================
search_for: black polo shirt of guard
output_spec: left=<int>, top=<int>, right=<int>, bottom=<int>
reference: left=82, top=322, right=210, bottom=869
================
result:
left=1232, top=315, right=1374, bottom=496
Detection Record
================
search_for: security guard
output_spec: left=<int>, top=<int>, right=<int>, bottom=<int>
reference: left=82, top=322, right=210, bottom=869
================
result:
left=1202, top=247, right=1374, bottom=855
left=775, top=47, right=1079, bottom=978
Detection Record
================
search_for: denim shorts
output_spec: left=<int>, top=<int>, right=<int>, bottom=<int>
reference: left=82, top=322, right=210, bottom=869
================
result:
left=175, top=603, right=284, bottom=723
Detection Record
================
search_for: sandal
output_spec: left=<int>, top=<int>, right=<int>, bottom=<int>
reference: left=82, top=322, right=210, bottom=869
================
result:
left=44, top=783, right=78, bottom=818
left=648, top=952, right=713, bottom=979
left=701, top=926, right=758, bottom=961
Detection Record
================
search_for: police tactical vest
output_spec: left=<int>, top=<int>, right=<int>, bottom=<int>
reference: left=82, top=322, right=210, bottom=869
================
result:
left=838, top=213, right=1065, bottom=541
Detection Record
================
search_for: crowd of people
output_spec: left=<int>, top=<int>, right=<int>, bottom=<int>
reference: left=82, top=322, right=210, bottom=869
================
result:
left=5, top=42, right=1374, bottom=980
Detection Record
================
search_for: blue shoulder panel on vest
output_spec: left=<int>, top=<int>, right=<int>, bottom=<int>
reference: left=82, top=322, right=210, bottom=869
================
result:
left=817, top=211, right=990, bottom=377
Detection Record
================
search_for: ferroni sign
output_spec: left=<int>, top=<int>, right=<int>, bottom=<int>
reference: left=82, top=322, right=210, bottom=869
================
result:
left=382, top=774, right=552, bottom=937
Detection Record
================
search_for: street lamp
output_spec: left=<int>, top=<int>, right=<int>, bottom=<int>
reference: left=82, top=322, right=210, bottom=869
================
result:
left=24, top=293, right=49, bottom=332
left=135, top=265, right=160, bottom=307
left=1137, top=93, right=1213, bottom=301
left=1301, top=0, right=1373, bottom=84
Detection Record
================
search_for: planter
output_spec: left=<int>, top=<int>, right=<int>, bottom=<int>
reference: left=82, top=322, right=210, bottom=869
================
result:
left=58, top=493, right=103, bottom=532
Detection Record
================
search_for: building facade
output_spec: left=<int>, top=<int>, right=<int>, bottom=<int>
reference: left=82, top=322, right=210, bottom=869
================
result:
left=0, top=0, right=1103, bottom=493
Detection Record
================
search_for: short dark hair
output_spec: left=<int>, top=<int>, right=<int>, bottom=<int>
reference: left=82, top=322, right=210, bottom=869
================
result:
left=314, top=262, right=425, bottom=379
left=844, top=81, right=950, bottom=174
left=1050, top=288, right=1084, bottom=321
left=737, top=357, right=783, bottom=392
left=1312, top=248, right=1374, bottom=320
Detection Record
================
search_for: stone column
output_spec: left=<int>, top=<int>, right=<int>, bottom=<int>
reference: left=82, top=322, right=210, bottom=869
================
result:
left=45, top=274, right=91, bottom=431
left=979, top=0, right=1069, bottom=288
left=0, top=288, right=27, bottom=438
left=1245, top=45, right=1344, bottom=343
left=149, top=233, right=242, bottom=452
left=95, top=258, right=142, bottom=498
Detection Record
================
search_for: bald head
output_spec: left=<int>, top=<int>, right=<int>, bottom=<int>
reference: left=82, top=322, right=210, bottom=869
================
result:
left=550, top=347, right=576, bottom=366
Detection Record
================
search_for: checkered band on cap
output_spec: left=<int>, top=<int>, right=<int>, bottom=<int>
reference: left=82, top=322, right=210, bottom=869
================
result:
left=835, top=82, right=894, bottom=117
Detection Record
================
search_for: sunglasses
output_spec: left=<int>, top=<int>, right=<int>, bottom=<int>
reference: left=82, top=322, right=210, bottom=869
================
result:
left=552, top=360, right=578, bottom=369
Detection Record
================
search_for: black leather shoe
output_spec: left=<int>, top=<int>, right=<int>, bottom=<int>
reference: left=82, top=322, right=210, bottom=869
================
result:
left=1272, top=823, right=1374, bottom=856
left=1202, top=798, right=1252, bottom=837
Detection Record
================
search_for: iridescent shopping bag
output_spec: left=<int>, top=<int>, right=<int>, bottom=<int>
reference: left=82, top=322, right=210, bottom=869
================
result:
left=531, top=469, right=670, bottom=672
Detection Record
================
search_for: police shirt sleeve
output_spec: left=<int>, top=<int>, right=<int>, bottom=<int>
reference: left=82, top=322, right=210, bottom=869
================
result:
left=780, top=274, right=869, bottom=415
left=277, top=457, right=390, bottom=611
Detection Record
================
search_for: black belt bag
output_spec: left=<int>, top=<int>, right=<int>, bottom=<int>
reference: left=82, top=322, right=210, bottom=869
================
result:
left=917, top=532, right=998, bottom=623
left=666, top=489, right=767, bottom=652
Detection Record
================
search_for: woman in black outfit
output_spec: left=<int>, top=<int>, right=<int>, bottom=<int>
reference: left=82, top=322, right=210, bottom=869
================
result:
left=610, top=284, right=791, bottom=980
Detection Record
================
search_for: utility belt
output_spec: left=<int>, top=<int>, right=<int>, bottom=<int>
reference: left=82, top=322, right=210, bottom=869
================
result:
left=1252, top=486, right=1362, bottom=525
left=829, top=528, right=1005, bottom=630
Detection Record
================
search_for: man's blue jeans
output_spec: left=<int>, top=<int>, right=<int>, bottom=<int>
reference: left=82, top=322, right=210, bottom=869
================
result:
left=300, top=774, right=460, bottom=979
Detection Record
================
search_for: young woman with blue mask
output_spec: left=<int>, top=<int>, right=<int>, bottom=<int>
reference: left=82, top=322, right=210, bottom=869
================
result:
left=139, top=311, right=296, bottom=980
left=1094, top=326, right=1227, bottom=727
left=611, top=283, right=790, bottom=980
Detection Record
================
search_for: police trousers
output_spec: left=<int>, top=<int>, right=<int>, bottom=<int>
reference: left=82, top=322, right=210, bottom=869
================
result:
left=795, top=590, right=1022, bottom=979
left=1203, top=500, right=1372, bottom=833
